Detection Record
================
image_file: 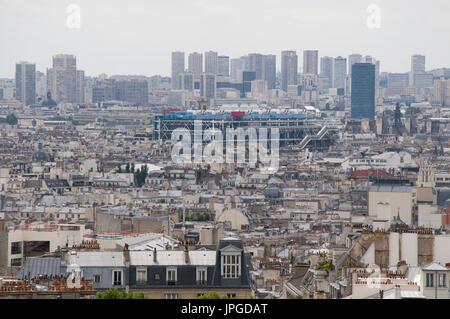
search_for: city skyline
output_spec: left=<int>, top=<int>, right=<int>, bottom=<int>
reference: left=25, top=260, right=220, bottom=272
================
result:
left=1, top=0, right=449, bottom=78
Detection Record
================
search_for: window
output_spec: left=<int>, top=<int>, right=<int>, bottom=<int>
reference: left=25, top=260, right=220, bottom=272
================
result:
left=136, top=268, right=147, bottom=285
left=11, top=258, right=22, bottom=267
left=438, top=274, right=447, bottom=287
left=113, top=270, right=122, bottom=286
left=94, top=275, right=101, bottom=283
left=11, top=242, right=22, bottom=255
left=154, top=274, right=160, bottom=280
left=426, top=273, right=434, bottom=287
left=227, top=293, right=236, bottom=299
left=165, top=293, right=178, bottom=299
left=222, top=254, right=241, bottom=279
left=197, top=268, right=207, bottom=285
left=167, top=268, right=177, bottom=285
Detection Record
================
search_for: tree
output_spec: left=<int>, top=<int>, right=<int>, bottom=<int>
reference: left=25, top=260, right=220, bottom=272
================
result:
left=393, top=103, right=403, bottom=135
left=6, top=113, right=18, bottom=125
left=125, top=163, right=130, bottom=173
left=117, top=164, right=122, bottom=173
left=405, top=106, right=421, bottom=115
left=134, top=164, right=149, bottom=187
left=196, top=292, right=231, bottom=299
left=96, top=288, right=146, bottom=299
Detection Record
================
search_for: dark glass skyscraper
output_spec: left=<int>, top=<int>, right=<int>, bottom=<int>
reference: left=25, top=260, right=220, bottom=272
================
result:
left=351, top=63, right=375, bottom=120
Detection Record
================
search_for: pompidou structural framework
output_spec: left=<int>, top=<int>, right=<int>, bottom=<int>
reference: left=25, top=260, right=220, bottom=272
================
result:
left=153, top=110, right=340, bottom=149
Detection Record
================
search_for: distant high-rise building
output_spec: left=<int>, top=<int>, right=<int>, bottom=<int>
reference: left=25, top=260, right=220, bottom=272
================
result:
left=251, top=79, right=268, bottom=96
left=15, top=62, right=36, bottom=105
left=348, top=54, right=362, bottom=76
left=46, top=54, right=78, bottom=103
left=171, top=52, right=185, bottom=89
left=92, top=78, right=148, bottom=105
left=263, top=54, right=276, bottom=90
left=115, top=79, right=149, bottom=105
left=320, top=56, right=333, bottom=92
left=35, top=71, right=47, bottom=99
left=433, top=78, right=450, bottom=106
left=230, top=57, right=246, bottom=83
left=387, top=73, right=409, bottom=88
left=248, top=53, right=264, bottom=79
left=200, top=73, right=216, bottom=100
left=188, top=52, right=203, bottom=79
left=362, top=56, right=380, bottom=85
left=411, top=54, right=426, bottom=86
left=180, top=72, right=194, bottom=91
left=76, top=70, right=85, bottom=104
left=351, top=63, right=375, bottom=120
left=204, top=51, right=218, bottom=75
left=218, top=56, right=230, bottom=77
left=281, top=51, right=298, bottom=92
left=242, top=71, right=256, bottom=97
left=332, top=56, right=347, bottom=91
left=303, top=50, right=318, bottom=75
left=92, top=78, right=116, bottom=103
left=414, top=73, right=434, bottom=88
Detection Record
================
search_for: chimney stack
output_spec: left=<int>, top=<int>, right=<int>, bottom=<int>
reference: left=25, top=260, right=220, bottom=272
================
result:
left=184, top=245, right=189, bottom=264
left=123, top=243, right=130, bottom=264
left=153, top=248, right=157, bottom=263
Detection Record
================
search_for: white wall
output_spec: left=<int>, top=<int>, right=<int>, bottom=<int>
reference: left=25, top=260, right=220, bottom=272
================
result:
left=401, top=233, right=418, bottom=267
left=389, top=232, right=400, bottom=266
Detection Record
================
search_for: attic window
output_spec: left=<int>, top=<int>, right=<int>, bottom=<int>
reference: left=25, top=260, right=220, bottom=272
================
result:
left=221, top=254, right=241, bottom=279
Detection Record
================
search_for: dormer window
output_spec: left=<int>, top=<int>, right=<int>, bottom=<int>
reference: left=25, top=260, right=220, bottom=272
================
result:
left=167, top=267, right=177, bottom=285
left=222, top=254, right=241, bottom=278
left=426, top=273, right=434, bottom=287
left=438, top=273, right=447, bottom=288
left=196, top=267, right=207, bottom=285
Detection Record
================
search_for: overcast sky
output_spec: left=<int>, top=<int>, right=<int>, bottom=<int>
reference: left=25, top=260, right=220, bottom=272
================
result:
left=1, top=0, right=449, bottom=78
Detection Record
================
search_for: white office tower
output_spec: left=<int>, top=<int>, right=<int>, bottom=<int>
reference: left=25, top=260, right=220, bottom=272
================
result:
left=281, top=50, right=298, bottom=92
left=348, top=54, right=362, bottom=76
left=230, top=58, right=246, bottom=83
left=301, top=73, right=319, bottom=105
left=188, top=52, right=203, bottom=80
left=204, top=51, right=218, bottom=75
left=15, top=61, right=36, bottom=105
left=332, top=56, right=347, bottom=91
left=251, top=79, right=268, bottom=97
left=171, top=52, right=185, bottom=90
left=303, top=50, right=319, bottom=75
left=47, top=54, right=78, bottom=103
left=35, top=71, right=47, bottom=99
left=411, top=54, right=426, bottom=86
left=218, top=56, right=230, bottom=77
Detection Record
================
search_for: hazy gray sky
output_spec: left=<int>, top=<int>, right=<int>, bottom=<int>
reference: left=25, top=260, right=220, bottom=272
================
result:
left=1, top=0, right=449, bottom=78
